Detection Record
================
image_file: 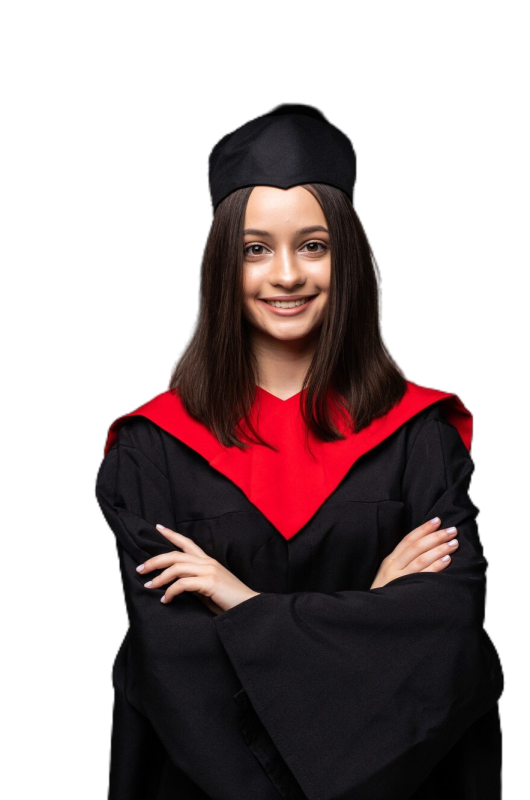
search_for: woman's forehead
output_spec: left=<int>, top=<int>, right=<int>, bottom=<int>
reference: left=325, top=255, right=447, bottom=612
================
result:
left=244, top=186, right=327, bottom=231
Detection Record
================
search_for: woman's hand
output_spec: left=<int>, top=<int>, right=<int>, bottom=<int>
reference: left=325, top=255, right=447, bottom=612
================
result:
left=370, top=516, right=459, bottom=590
left=135, top=524, right=260, bottom=614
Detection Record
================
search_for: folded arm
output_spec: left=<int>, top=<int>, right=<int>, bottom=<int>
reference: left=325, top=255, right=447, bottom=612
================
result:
left=211, top=413, right=504, bottom=800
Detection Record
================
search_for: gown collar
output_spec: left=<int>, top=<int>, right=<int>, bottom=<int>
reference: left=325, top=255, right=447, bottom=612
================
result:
left=104, top=381, right=472, bottom=541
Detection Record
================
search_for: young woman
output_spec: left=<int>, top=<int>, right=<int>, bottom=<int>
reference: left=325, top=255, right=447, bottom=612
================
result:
left=96, top=105, right=504, bottom=800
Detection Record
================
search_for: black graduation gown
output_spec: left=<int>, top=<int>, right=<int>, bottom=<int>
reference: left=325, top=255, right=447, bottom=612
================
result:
left=95, top=382, right=504, bottom=800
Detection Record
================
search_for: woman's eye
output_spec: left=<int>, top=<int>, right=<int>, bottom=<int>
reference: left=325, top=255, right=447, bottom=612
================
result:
left=244, top=241, right=328, bottom=258
left=301, top=241, right=328, bottom=254
left=244, top=244, right=268, bottom=258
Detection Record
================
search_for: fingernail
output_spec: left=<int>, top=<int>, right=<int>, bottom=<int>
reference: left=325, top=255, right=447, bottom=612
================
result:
left=448, top=539, right=458, bottom=546
left=136, top=564, right=145, bottom=572
left=160, top=595, right=166, bottom=603
left=156, top=524, right=165, bottom=531
left=144, top=581, right=152, bottom=588
left=441, top=555, right=451, bottom=561
left=430, top=517, right=440, bottom=524
left=446, top=526, right=457, bottom=534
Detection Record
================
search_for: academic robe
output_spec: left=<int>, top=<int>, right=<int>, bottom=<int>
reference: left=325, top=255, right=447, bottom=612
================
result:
left=95, top=380, right=504, bottom=800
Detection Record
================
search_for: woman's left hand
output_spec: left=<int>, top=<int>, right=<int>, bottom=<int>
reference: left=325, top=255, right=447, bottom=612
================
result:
left=135, top=524, right=260, bottom=614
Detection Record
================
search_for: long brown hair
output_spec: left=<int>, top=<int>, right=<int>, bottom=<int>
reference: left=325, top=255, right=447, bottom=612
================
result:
left=169, top=183, right=407, bottom=449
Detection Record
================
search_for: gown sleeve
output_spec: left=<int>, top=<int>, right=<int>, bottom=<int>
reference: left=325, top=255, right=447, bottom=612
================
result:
left=212, top=412, right=505, bottom=800
left=95, top=418, right=305, bottom=800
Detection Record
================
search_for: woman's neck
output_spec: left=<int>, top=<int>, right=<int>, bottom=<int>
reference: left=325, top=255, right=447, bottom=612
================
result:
left=251, top=329, right=318, bottom=400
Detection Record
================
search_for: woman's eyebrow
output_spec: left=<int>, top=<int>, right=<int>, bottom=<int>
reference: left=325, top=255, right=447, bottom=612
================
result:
left=243, top=225, right=329, bottom=237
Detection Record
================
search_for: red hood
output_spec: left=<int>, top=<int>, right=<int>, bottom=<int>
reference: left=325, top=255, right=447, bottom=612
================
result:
left=104, top=381, right=472, bottom=541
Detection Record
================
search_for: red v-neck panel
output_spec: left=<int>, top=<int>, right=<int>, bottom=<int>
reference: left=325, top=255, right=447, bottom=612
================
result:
left=256, top=386, right=304, bottom=404
left=103, top=381, right=472, bottom=541
left=253, top=385, right=307, bottom=429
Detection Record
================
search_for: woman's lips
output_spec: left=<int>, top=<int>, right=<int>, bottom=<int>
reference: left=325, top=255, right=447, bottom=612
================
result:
left=258, top=295, right=318, bottom=316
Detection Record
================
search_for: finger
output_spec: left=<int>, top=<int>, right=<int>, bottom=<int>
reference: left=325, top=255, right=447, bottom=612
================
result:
left=420, top=554, right=454, bottom=573
left=394, top=526, right=458, bottom=571
left=144, top=560, right=211, bottom=589
left=136, top=552, right=181, bottom=574
left=155, top=524, right=209, bottom=557
left=161, top=576, right=215, bottom=604
left=400, top=537, right=460, bottom=575
left=392, top=517, right=443, bottom=558
left=138, top=550, right=214, bottom=575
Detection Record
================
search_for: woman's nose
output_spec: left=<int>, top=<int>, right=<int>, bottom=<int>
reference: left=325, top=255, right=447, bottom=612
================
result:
left=268, top=247, right=304, bottom=285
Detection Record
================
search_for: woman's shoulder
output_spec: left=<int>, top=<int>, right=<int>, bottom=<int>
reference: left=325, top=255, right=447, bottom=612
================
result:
left=409, top=398, right=448, bottom=427
left=115, top=414, right=164, bottom=448
left=402, top=392, right=472, bottom=464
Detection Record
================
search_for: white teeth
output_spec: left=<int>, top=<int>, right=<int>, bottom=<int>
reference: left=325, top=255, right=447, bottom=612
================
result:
left=264, top=297, right=312, bottom=308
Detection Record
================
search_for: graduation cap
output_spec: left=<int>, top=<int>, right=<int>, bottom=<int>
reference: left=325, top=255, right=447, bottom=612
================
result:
left=208, top=103, right=357, bottom=212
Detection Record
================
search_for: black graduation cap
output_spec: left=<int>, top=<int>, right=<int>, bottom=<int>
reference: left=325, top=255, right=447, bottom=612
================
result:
left=208, top=103, right=357, bottom=212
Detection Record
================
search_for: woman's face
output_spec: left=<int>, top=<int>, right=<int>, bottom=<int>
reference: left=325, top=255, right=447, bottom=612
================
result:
left=242, top=185, right=331, bottom=343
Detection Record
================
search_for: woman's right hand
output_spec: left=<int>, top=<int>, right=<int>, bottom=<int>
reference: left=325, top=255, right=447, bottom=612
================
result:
left=370, top=517, right=459, bottom=590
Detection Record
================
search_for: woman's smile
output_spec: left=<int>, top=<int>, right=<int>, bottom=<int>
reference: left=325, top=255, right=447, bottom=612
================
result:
left=258, top=293, right=319, bottom=315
